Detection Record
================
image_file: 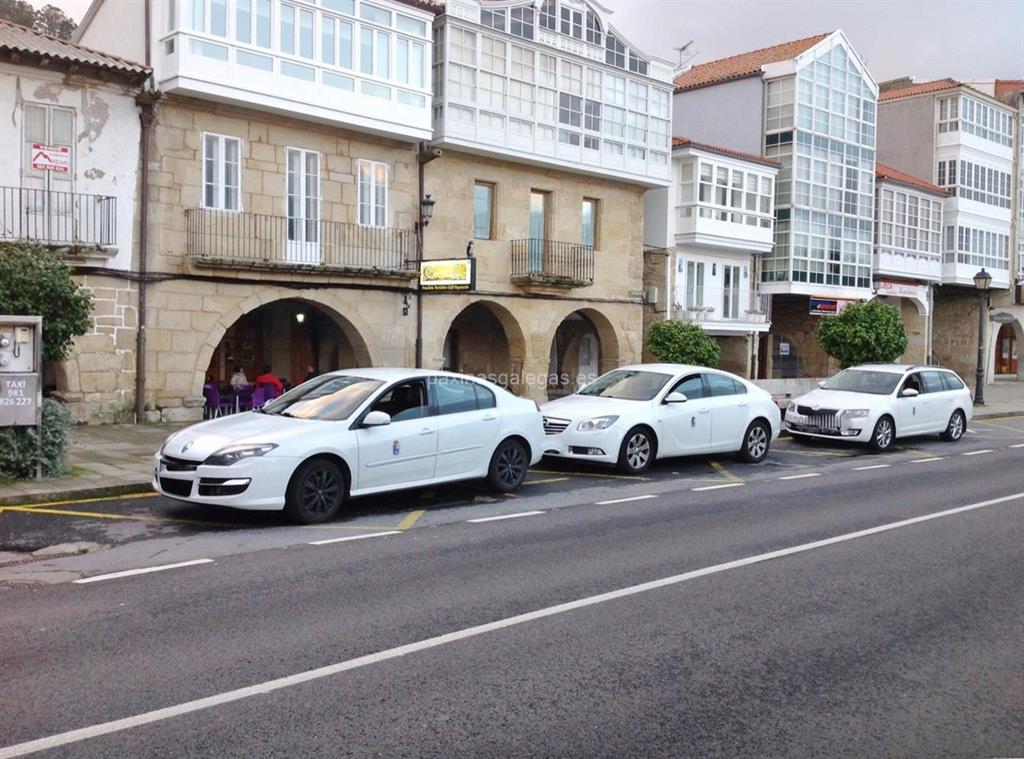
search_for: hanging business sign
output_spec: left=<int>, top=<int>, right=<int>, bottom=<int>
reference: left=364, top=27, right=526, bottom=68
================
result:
left=876, top=279, right=927, bottom=300
left=30, top=143, right=71, bottom=173
left=991, top=312, right=1015, bottom=324
left=419, top=258, right=476, bottom=291
left=809, top=297, right=855, bottom=316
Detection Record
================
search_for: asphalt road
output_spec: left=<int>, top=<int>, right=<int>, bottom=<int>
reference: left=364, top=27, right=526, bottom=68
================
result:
left=1, top=420, right=1023, bottom=756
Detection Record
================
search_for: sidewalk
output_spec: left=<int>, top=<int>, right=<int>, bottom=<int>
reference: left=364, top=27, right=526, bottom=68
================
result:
left=1, top=381, right=1023, bottom=506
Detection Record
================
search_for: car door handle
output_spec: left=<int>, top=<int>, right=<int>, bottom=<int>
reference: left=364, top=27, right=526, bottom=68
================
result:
left=482, top=414, right=497, bottom=421
left=420, top=428, right=435, bottom=435
left=738, top=402, right=749, bottom=408
left=699, top=409, right=711, bottom=415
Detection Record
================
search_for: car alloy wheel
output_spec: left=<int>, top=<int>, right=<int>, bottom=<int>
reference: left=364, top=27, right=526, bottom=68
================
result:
left=618, top=428, right=654, bottom=474
left=285, top=458, right=344, bottom=524
left=744, top=423, right=769, bottom=462
left=872, top=416, right=895, bottom=451
left=302, top=466, right=341, bottom=517
left=496, top=443, right=526, bottom=488
left=942, top=410, right=965, bottom=442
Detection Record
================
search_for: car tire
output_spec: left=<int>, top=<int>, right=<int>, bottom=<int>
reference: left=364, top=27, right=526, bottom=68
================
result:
left=869, top=415, right=896, bottom=452
left=284, top=457, right=345, bottom=525
left=487, top=438, right=529, bottom=493
left=738, top=419, right=771, bottom=463
left=940, top=409, right=966, bottom=442
left=617, top=426, right=656, bottom=475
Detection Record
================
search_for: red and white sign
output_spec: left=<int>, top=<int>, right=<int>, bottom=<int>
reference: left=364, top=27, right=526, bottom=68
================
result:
left=30, top=143, right=71, bottom=173
left=876, top=279, right=926, bottom=299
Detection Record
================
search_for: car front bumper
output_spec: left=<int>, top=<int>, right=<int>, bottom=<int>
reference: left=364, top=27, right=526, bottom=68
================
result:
left=784, top=413, right=873, bottom=443
left=152, top=452, right=298, bottom=510
left=540, top=426, right=623, bottom=465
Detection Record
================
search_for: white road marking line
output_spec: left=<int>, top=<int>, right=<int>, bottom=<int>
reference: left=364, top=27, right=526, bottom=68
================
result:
left=910, top=457, right=945, bottom=464
left=853, top=464, right=891, bottom=471
left=467, top=511, right=545, bottom=523
left=967, top=428, right=979, bottom=434
left=691, top=483, right=744, bottom=492
left=778, top=473, right=821, bottom=481
left=72, top=559, right=214, bottom=585
left=12, top=491, right=1024, bottom=759
left=1011, top=443, right=1024, bottom=449
left=594, top=494, right=658, bottom=505
left=308, top=531, right=401, bottom=546
left=962, top=449, right=995, bottom=456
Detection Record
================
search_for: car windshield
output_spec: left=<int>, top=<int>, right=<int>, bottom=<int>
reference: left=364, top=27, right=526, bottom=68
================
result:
left=577, top=370, right=672, bottom=401
left=821, top=369, right=902, bottom=395
left=261, top=375, right=385, bottom=421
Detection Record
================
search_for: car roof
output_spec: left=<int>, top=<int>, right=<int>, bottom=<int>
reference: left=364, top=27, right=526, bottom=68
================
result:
left=322, top=367, right=494, bottom=382
left=615, top=363, right=739, bottom=376
left=851, top=363, right=955, bottom=374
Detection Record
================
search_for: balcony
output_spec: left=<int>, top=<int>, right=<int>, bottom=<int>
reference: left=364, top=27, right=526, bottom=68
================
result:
left=675, top=205, right=774, bottom=252
left=674, top=292, right=772, bottom=335
left=0, top=186, right=116, bottom=249
left=185, top=209, right=416, bottom=277
left=510, top=239, right=594, bottom=288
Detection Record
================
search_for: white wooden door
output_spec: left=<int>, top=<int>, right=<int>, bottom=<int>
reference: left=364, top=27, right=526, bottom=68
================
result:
left=286, top=148, right=320, bottom=264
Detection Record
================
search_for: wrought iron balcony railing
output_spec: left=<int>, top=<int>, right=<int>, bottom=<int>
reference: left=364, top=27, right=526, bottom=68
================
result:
left=510, top=238, right=594, bottom=286
left=185, top=208, right=416, bottom=273
left=0, top=186, right=116, bottom=247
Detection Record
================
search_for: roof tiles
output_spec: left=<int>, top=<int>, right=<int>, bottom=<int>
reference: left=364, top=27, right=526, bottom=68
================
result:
left=878, top=78, right=960, bottom=102
left=0, top=18, right=148, bottom=78
left=673, top=33, right=830, bottom=92
left=875, top=162, right=948, bottom=196
left=672, top=137, right=780, bottom=168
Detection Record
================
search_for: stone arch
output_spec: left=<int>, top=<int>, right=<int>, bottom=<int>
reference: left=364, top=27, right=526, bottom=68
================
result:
left=992, top=317, right=1022, bottom=378
left=544, top=306, right=625, bottom=398
left=437, top=298, right=529, bottom=393
left=192, top=287, right=374, bottom=398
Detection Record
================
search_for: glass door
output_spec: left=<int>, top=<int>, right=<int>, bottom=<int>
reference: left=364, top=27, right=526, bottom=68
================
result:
left=22, top=104, right=75, bottom=243
left=286, top=148, right=320, bottom=264
left=528, top=190, right=547, bottom=272
left=722, top=264, right=740, bottom=319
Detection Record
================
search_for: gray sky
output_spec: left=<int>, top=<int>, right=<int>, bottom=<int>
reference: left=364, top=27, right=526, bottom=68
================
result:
left=44, top=0, right=1024, bottom=84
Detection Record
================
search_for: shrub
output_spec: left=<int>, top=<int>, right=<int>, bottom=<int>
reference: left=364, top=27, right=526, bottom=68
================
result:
left=0, top=242, right=93, bottom=362
left=818, top=300, right=908, bottom=369
left=647, top=320, right=721, bottom=367
left=0, top=399, right=73, bottom=480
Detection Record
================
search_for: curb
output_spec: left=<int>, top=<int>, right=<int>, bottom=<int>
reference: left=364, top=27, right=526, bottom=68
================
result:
left=0, top=481, right=155, bottom=508
left=973, top=411, right=1023, bottom=421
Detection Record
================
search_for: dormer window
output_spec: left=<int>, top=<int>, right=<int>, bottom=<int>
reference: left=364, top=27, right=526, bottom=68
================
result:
left=539, top=0, right=557, bottom=30
left=605, top=34, right=625, bottom=68
left=481, top=8, right=506, bottom=32
left=585, top=11, right=601, bottom=44
left=510, top=6, right=534, bottom=40
left=560, top=6, right=583, bottom=39
left=628, top=51, right=648, bottom=76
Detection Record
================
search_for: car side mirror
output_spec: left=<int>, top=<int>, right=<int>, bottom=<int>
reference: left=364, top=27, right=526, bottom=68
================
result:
left=362, top=410, right=392, bottom=427
left=817, top=381, right=826, bottom=388
left=899, top=388, right=919, bottom=398
left=664, top=392, right=688, bottom=404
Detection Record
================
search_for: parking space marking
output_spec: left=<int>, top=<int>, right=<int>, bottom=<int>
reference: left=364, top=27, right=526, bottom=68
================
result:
left=536, top=469, right=650, bottom=481
left=962, top=449, right=995, bottom=457
left=692, top=483, right=744, bottom=492
left=973, top=420, right=1024, bottom=433
left=5, top=492, right=158, bottom=511
left=595, top=495, right=658, bottom=505
left=778, top=473, right=822, bottom=481
left=522, top=477, right=571, bottom=486
left=467, top=511, right=545, bottom=523
left=1010, top=443, right=1024, bottom=449
left=396, top=510, right=427, bottom=530
left=709, top=461, right=742, bottom=483
left=1, top=505, right=239, bottom=528
left=910, top=457, right=945, bottom=464
left=73, top=559, right=214, bottom=585
left=309, top=531, right=402, bottom=546
left=853, top=464, right=891, bottom=471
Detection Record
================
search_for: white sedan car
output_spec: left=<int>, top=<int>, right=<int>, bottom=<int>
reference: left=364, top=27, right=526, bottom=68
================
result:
left=541, top=364, right=782, bottom=474
left=154, top=369, right=545, bottom=524
left=784, top=364, right=973, bottom=451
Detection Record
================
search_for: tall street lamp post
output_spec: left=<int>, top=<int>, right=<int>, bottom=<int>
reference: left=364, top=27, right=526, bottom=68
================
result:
left=414, top=192, right=436, bottom=368
left=973, top=268, right=991, bottom=406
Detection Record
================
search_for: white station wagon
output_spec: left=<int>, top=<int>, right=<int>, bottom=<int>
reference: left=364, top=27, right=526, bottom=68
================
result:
left=154, top=369, right=545, bottom=524
left=784, top=364, right=974, bottom=451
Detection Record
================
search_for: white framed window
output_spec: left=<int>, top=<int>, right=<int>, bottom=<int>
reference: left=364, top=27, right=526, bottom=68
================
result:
left=360, top=27, right=390, bottom=77
left=511, top=45, right=534, bottom=82
left=508, top=80, right=535, bottom=117
left=627, top=80, right=647, bottom=112
left=449, top=27, right=476, bottom=65
left=586, top=68, right=602, bottom=100
left=603, top=105, right=624, bottom=138
left=235, top=0, right=272, bottom=47
left=538, top=87, right=557, bottom=122
left=626, top=111, right=647, bottom=143
left=604, top=74, right=625, bottom=107
left=481, top=35, right=506, bottom=75
left=397, top=37, right=425, bottom=88
left=203, top=133, right=241, bottom=211
left=447, top=63, right=476, bottom=101
left=478, top=71, right=505, bottom=110
left=357, top=159, right=388, bottom=228
left=538, top=53, right=556, bottom=87
left=561, top=61, right=583, bottom=96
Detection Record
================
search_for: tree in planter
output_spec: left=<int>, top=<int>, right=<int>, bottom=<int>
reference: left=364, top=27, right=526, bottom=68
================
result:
left=818, top=300, right=908, bottom=368
left=0, top=243, right=92, bottom=362
left=647, top=320, right=721, bottom=367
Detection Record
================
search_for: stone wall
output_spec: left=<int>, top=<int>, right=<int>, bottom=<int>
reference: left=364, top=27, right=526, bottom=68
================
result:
left=641, top=248, right=670, bottom=361
left=874, top=295, right=928, bottom=364
left=717, top=335, right=752, bottom=377
left=56, top=274, right=138, bottom=423
left=932, top=287, right=981, bottom=381
left=765, top=295, right=839, bottom=378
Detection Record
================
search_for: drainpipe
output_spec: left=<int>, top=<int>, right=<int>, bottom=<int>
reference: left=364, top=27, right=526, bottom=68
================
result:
left=415, top=145, right=425, bottom=368
left=135, top=99, right=155, bottom=423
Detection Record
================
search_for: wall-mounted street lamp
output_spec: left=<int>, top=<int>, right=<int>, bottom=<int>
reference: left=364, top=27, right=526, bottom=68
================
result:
left=295, top=312, right=305, bottom=324
left=972, top=267, right=991, bottom=406
left=416, top=194, right=435, bottom=233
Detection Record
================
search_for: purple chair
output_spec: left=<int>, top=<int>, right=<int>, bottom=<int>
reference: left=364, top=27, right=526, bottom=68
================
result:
left=235, top=384, right=254, bottom=412
left=250, top=385, right=268, bottom=410
left=202, top=384, right=221, bottom=419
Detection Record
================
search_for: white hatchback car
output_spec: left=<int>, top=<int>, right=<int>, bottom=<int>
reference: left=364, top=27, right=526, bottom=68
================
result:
left=541, top=364, right=782, bottom=474
left=784, top=364, right=973, bottom=451
left=154, top=369, right=545, bottom=523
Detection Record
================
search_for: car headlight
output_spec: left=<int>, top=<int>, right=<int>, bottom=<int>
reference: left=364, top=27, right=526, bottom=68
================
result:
left=841, top=409, right=870, bottom=418
left=204, top=443, right=278, bottom=466
left=786, top=400, right=797, bottom=413
left=577, top=415, right=619, bottom=431
left=158, top=432, right=179, bottom=456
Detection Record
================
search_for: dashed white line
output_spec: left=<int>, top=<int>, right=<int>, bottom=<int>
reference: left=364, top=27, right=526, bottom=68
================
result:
left=12, top=491, right=1023, bottom=759
left=967, top=428, right=979, bottom=434
left=594, top=494, right=658, bottom=505
left=1010, top=443, right=1024, bottom=449
left=308, top=531, right=401, bottom=546
left=467, top=511, right=545, bottom=523
left=778, top=473, right=821, bottom=481
left=853, top=464, right=891, bottom=471
left=692, top=483, right=744, bottom=492
left=910, top=457, right=945, bottom=464
left=962, top=449, right=995, bottom=456
left=73, top=559, right=214, bottom=585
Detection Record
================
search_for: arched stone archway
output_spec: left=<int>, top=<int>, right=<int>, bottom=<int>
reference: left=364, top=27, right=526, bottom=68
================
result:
left=993, top=319, right=1022, bottom=377
left=439, top=299, right=528, bottom=394
left=545, top=307, right=623, bottom=398
left=194, top=288, right=374, bottom=398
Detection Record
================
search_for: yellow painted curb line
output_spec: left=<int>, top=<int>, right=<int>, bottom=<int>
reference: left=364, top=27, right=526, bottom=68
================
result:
left=396, top=509, right=427, bottom=530
left=709, top=460, right=742, bottom=483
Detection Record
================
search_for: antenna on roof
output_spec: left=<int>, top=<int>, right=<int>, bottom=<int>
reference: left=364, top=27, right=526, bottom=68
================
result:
left=674, top=40, right=697, bottom=72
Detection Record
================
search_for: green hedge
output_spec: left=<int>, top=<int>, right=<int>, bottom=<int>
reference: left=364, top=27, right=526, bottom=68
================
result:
left=647, top=320, right=721, bottom=367
left=0, top=399, right=73, bottom=480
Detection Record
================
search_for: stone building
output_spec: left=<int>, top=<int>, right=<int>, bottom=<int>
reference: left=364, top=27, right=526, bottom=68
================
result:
left=0, top=19, right=149, bottom=422
left=644, top=138, right=779, bottom=377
